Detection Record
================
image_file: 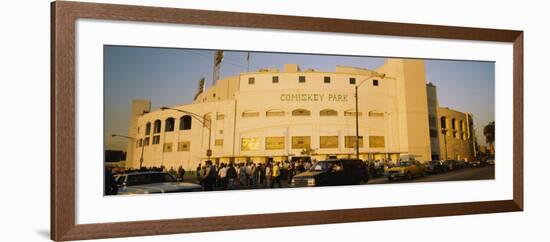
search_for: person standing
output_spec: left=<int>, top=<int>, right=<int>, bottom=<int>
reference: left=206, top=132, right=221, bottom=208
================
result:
left=271, top=162, right=282, bottom=188
left=196, top=163, right=202, bottom=179
left=226, top=162, right=237, bottom=189
left=264, top=163, right=272, bottom=188
left=250, top=163, right=258, bottom=186
left=258, top=163, right=265, bottom=185
left=239, top=163, right=248, bottom=187
left=201, top=160, right=217, bottom=191
left=287, top=161, right=295, bottom=184
left=177, top=165, right=185, bottom=181
left=104, top=167, right=118, bottom=195
left=218, top=163, right=228, bottom=190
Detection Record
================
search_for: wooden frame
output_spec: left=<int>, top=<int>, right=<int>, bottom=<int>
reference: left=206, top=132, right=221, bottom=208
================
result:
left=51, top=1, right=523, bottom=241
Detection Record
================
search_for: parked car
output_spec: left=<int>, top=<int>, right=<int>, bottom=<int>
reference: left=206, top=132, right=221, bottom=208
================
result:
left=445, top=160, right=467, bottom=171
left=468, top=160, right=482, bottom=167
left=385, top=160, right=425, bottom=180
left=487, top=159, right=495, bottom=165
left=290, top=159, right=369, bottom=187
left=425, top=160, right=448, bottom=173
left=115, top=171, right=202, bottom=195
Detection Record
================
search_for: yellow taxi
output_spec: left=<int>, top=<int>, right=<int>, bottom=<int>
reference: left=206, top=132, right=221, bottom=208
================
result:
left=385, top=160, right=425, bottom=180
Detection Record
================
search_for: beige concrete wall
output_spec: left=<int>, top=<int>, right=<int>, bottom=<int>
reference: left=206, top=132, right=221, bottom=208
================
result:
left=194, top=76, right=239, bottom=103
left=377, top=59, right=432, bottom=162
left=437, top=107, right=474, bottom=161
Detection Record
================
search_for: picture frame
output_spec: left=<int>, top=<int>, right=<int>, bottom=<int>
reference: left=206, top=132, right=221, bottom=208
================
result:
left=51, top=1, right=523, bottom=241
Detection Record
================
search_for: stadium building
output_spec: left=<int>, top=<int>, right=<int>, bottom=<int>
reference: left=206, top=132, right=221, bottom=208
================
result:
left=124, top=59, right=475, bottom=170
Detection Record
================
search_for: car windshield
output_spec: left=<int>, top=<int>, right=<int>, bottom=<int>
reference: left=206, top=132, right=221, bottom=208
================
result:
left=125, top=173, right=176, bottom=186
left=310, top=162, right=332, bottom=172
left=397, top=161, right=413, bottom=167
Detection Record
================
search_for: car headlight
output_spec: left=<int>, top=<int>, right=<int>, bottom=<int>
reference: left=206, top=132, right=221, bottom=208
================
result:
left=307, top=178, right=315, bottom=186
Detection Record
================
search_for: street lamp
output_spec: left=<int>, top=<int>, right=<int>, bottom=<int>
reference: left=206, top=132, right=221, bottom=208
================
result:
left=111, top=134, right=144, bottom=169
left=160, top=107, right=213, bottom=159
left=354, top=72, right=386, bottom=159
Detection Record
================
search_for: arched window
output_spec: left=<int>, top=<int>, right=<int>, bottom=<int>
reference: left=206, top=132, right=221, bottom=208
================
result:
left=292, top=109, right=311, bottom=116
left=179, top=115, right=192, bottom=130
left=165, top=117, right=175, bottom=132
left=145, top=122, right=151, bottom=135
left=440, top=117, right=447, bottom=129
left=153, top=120, right=161, bottom=134
left=320, top=109, right=338, bottom=116
left=266, top=109, right=285, bottom=117
left=451, top=118, right=457, bottom=130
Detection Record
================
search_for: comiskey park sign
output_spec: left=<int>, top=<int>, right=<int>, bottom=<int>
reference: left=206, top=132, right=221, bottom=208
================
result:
left=279, top=93, right=349, bottom=102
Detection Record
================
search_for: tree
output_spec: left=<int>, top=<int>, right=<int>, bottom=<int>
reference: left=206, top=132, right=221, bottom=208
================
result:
left=483, top=121, right=495, bottom=145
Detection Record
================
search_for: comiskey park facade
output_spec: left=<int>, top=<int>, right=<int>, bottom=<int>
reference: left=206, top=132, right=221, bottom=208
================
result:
left=124, top=59, right=475, bottom=170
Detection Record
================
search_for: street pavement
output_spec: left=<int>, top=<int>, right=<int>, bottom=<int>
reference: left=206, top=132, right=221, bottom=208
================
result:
left=367, top=165, right=495, bottom=185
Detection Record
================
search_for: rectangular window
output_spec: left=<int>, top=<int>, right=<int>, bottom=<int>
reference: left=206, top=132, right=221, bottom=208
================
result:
left=272, top=76, right=279, bottom=83
left=368, top=112, right=384, bottom=117
left=349, top=77, right=356, bottom=85
left=344, top=111, right=362, bottom=117
left=373, top=79, right=379, bottom=86
left=265, top=136, right=285, bottom=150
left=299, top=76, right=306, bottom=83
left=152, top=135, right=160, bottom=145
left=163, top=142, right=173, bottom=152
left=320, top=136, right=339, bottom=149
left=291, top=136, right=311, bottom=149
left=345, top=136, right=364, bottom=148
left=241, top=138, right=260, bottom=151
left=144, top=137, right=150, bottom=146
left=177, top=141, right=190, bottom=151
left=242, top=111, right=260, bottom=118
left=266, top=110, right=285, bottom=117
left=219, top=130, right=223, bottom=134
left=215, top=139, right=224, bottom=146
left=369, top=136, right=385, bottom=148
left=324, top=76, right=331, bottom=83
left=248, top=77, right=255, bottom=84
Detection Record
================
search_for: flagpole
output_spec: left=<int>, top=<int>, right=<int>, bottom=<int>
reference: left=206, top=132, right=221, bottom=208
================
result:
left=247, top=52, right=250, bottom=72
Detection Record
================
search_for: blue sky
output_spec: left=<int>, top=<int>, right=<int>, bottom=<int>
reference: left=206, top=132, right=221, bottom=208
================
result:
left=104, top=46, right=494, bottom=150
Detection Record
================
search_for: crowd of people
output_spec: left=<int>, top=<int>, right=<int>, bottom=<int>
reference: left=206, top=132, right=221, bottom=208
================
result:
left=195, top=159, right=315, bottom=191
left=106, top=158, right=399, bottom=193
